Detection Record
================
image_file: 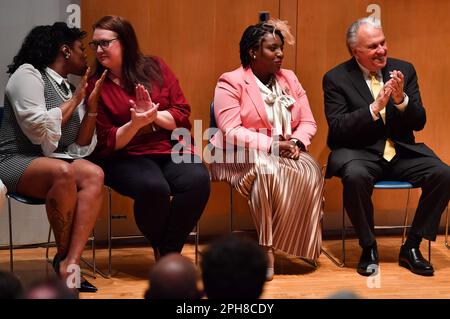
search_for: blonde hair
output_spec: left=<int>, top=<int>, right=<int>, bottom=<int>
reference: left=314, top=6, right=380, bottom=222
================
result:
left=267, top=19, right=295, bottom=45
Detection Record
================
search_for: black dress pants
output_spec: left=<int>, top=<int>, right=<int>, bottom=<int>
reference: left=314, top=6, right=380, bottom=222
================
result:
left=98, top=154, right=211, bottom=255
left=339, top=154, right=450, bottom=248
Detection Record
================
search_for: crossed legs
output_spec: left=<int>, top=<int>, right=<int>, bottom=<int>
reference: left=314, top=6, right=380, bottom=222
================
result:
left=16, top=158, right=104, bottom=280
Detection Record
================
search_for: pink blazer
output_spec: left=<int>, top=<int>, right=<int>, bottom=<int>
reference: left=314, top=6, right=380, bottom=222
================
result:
left=211, top=66, right=317, bottom=152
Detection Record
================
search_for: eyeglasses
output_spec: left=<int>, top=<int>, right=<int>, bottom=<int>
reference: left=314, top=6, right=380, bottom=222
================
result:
left=88, top=38, right=118, bottom=51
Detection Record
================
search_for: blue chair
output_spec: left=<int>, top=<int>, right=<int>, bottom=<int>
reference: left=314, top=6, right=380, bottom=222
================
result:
left=341, top=181, right=433, bottom=266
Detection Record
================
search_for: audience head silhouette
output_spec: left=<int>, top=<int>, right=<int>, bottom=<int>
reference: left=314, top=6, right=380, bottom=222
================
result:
left=201, top=234, right=267, bottom=299
left=145, top=253, right=201, bottom=299
left=0, top=271, right=23, bottom=299
left=23, top=277, right=78, bottom=299
left=327, top=289, right=361, bottom=299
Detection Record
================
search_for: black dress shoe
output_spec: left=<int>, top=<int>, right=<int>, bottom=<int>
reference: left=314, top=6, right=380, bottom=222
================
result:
left=357, top=244, right=379, bottom=276
left=78, top=278, right=98, bottom=293
left=399, top=245, right=434, bottom=276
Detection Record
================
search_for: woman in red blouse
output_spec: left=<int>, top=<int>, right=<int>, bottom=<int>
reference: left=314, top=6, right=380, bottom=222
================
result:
left=87, top=15, right=210, bottom=258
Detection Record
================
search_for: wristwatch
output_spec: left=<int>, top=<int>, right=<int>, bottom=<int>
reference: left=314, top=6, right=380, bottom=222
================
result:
left=290, top=138, right=305, bottom=151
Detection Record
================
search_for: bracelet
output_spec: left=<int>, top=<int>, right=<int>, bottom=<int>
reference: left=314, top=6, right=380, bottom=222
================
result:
left=87, top=112, right=98, bottom=117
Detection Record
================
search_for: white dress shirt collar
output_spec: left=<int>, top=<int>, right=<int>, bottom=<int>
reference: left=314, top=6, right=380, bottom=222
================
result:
left=44, top=67, right=71, bottom=92
left=356, top=60, right=382, bottom=81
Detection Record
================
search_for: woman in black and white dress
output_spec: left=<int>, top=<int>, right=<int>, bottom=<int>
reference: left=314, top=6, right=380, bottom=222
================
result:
left=0, top=22, right=106, bottom=292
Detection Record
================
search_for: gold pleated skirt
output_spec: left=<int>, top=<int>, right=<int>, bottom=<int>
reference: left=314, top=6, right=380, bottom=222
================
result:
left=210, top=149, right=324, bottom=261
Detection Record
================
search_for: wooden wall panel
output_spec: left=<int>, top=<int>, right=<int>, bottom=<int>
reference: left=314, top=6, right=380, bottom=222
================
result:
left=82, top=0, right=449, bottom=237
left=280, top=0, right=298, bottom=71
left=81, top=0, right=290, bottom=237
left=297, top=0, right=450, bottom=230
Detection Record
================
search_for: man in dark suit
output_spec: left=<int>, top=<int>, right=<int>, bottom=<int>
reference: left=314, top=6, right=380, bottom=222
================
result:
left=323, top=17, right=450, bottom=276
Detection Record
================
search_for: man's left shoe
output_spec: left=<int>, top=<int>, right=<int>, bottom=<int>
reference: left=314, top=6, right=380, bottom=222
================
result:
left=398, top=245, right=434, bottom=276
left=357, top=244, right=379, bottom=276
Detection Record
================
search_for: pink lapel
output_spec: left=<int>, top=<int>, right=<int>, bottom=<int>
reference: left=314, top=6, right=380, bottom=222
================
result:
left=243, top=67, right=271, bottom=128
left=275, top=70, right=292, bottom=96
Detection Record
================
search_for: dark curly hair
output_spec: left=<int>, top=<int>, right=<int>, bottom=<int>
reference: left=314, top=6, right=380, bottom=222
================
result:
left=201, top=234, right=267, bottom=299
left=92, top=15, right=163, bottom=94
left=239, top=22, right=284, bottom=68
left=7, top=22, right=86, bottom=75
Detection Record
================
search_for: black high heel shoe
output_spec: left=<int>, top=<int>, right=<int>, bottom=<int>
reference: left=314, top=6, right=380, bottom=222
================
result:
left=52, top=254, right=98, bottom=293
left=52, top=253, right=64, bottom=276
left=78, top=278, right=98, bottom=293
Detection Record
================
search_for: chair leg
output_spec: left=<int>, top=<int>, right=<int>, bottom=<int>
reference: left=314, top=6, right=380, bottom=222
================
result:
left=319, top=170, right=344, bottom=267
left=107, top=187, right=112, bottom=277
left=80, top=228, right=110, bottom=279
left=300, top=257, right=318, bottom=268
left=320, top=247, right=344, bottom=267
left=7, top=195, right=13, bottom=272
left=342, top=206, right=346, bottom=266
left=194, top=222, right=199, bottom=265
left=45, top=226, right=52, bottom=264
left=229, top=184, right=233, bottom=233
left=401, top=189, right=412, bottom=244
left=91, top=228, right=96, bottom=277
left=318, top=196, right=344, bottom=267
left=445, top=205, right=449, bottom=250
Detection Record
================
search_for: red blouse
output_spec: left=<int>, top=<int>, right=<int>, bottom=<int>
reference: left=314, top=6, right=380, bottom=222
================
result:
left=87, top=57, right=192, bottom=158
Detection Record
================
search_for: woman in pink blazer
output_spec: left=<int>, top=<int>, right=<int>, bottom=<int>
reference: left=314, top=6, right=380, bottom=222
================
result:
left=210, top=20, right=323, bottom=281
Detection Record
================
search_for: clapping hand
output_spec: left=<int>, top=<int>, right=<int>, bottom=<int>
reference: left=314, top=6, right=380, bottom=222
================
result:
left=130, top=103, right=158, bottom=130
left=87, top=69, right=107, bottom=113
left=132, top=84, right=154, bottom=113
left=72, top=67, right=90, bottom=105
left=371, top=84, right=392, bottom=116
left=386, top=70, right=405, bottom=104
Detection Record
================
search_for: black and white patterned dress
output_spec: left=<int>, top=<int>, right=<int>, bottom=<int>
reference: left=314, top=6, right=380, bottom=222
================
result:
left=0, top=70, right=81, bottom=192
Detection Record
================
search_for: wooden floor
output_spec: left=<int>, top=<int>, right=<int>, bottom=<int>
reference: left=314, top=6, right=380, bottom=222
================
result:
left=1, top=235, right=449, bottom=299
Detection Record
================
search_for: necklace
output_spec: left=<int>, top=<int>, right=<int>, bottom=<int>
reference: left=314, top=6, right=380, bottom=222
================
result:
left=265, top=77, right=275, bottom=88
left=46, top=73, right=72, bottom=101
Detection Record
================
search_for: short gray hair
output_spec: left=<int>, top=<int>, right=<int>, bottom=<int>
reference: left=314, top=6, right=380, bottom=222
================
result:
left=346, top=17, right=382, bottom=55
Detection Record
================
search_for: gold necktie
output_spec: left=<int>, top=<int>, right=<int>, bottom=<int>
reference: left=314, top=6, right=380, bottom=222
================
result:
left=370, top=73, right=396, bottom=161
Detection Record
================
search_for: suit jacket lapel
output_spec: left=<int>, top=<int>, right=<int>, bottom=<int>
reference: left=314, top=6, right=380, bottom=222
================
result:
left=346, top=58, right=374, bottom=105
left=275, top=72, right=290, bottom=95
left=243, top=67, right=271, bottom=128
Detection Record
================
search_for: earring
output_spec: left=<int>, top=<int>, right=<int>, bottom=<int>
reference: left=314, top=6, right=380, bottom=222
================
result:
left=65, top=53, right=70, bottom=59
left=253, top=55, right=256, bottom=59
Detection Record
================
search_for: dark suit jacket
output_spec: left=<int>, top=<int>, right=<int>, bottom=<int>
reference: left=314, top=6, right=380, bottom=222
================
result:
left=323, top=57, right=438, bottom=178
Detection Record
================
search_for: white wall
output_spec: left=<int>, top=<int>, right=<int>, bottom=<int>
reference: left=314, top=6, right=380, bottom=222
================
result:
left=0, top=0, right=80, bottom=246
left=0, top=0, right=79, bottom=105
